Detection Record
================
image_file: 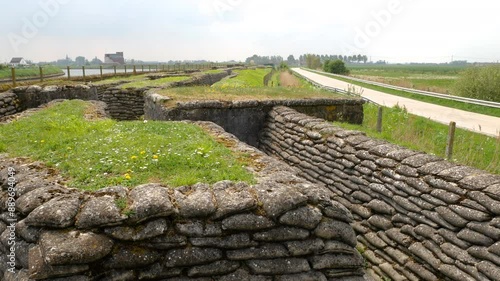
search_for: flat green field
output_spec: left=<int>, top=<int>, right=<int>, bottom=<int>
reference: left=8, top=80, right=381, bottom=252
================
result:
left=0, top=65, right=64, bottom=79
left=314, top=70, right=500, bottom=118
left=159, top=86, right=344, bottom=105
left=212, top=68, right=272, bottom=88
left=346, top=64, right=467, bottom=94
left=0, top=100, right=255, bottom=190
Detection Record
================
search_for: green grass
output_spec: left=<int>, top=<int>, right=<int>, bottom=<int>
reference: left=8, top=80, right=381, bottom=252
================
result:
left=119, top=76, right=190, bottom=89
left=92, top=74, right=151, bottom=85
left=333, top=103, right=500, bottom=174
left=313, top=70, right=500, bottom=118
left=213, top=68, right=272, bottom=88
left=0, top=65, right=64, bottom=79
left=159, top=85, right=345, bottom=106
left=0, top=100, right=255, bottom=191
left=346, top=63, right=467, bottom=76
left=271, top=70, right=281, bottom=87
left=204, top=69, right=226, bottom=74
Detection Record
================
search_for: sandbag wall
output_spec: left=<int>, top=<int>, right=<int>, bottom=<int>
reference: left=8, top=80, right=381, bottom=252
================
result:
left=0, top=120, right=366, bottom=281
left=259, top=106, right=500, bottom=281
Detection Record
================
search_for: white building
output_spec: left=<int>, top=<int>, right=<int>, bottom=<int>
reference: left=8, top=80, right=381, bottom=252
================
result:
left=10, top=57, right=28, bottom=67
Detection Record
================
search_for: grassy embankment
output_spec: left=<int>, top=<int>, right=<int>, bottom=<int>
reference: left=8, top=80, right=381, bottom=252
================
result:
left=160, top=68, right=344, bottom=105
left=0, top=100, right=255, bottom=191
left=312, top=69, right=500, bottom=118
left=333, top=103, right=499, bottom=174
left=0, top=65, right=64, bottom=79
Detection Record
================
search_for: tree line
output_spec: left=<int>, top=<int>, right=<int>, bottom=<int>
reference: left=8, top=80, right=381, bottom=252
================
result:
left=245, top=54, right=368, bottom=68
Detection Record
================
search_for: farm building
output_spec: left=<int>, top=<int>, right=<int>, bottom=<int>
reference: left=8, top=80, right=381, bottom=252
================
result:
left=10, top=57, right=28, bottom=67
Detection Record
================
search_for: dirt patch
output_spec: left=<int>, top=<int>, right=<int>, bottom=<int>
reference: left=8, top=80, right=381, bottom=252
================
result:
left=279, top=71, right=302, bottom=87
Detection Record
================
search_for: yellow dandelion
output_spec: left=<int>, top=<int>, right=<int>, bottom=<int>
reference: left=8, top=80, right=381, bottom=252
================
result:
left=140, top=151, right=146, bottom=155
left=40, top=140, right=45, bottom=143
left=124, top=173, right=131, bottom=180
left=67, top=147, right=72, bottom=150
left=152, top=155, right=159, bottom=159
left=131, top=155, right=138, bottom=160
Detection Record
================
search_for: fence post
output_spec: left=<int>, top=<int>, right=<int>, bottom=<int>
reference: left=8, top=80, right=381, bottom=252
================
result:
left=149, top=65, right=151, bottom=72
left=114, top=65, right=117, bottom=76
left=133, top=65, right=137, bottom=75
left=100, top=65, right=103, bottom=79
left=39, top=66, right=44, bottom=82
left=142, top=65, right=144, bottom=72
left=11, top=67, right=16, bottom=87
left=376, top=107, right=383, bottom=133
left=82, top=66, right=86, bottom=82
left=67, top=66, right=71, bottom=79
left=124, top=65, right=127, bottom=74
left=446, top=121, right=456, bottom=161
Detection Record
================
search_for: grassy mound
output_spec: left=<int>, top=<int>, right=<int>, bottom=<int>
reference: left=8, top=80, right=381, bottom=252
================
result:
left=0, top=100, right=255, bottom=191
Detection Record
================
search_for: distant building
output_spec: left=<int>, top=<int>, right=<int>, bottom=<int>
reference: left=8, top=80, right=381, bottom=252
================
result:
left=104, top=52, right=125, bottom=65
left=10, top=57, right=28, bottom=67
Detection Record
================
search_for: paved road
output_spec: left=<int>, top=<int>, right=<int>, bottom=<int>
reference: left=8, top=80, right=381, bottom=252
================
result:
left=293, top=68, right=500, bottom=137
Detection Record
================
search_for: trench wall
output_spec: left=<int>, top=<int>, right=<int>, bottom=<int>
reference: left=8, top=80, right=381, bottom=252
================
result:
left=145, top=94, right=364, bottom=147
left=259, top=106, right=500, bottom=281
left=0, top=122, right=365, bottom=281
left=0, top=85, right=97, bottom=119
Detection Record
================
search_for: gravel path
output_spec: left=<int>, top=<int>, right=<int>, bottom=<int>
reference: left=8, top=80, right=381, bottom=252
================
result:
left=293, top=68, right=500, bottom=137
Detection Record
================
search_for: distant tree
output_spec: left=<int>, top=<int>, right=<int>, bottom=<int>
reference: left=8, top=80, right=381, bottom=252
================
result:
left=323, top=59, right=349, bottom=75
left=306, top=54, right=321, bottom=69
left=75, top=56, right=85, bottom=66
left=339, top=55, right=344, bottom=61
left=454, top=65, right=500, bottom=102
left=298, top=55, right=304, bottom=66
left=362, top=55, right=368, bottom=63
left=287, top=55, right=297, bottom=66
left=91, top=57, right=103, bottom=65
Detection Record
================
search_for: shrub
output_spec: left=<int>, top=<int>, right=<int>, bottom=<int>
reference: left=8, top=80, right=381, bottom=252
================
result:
left=454, top=64, right=500, bottom=102
left=323, top=59, right=349, bottom=75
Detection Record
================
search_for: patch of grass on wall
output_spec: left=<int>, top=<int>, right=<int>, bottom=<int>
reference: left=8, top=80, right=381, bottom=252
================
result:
left=334, top=103, right=500, bottom=174
left=0, top=100, right=255, bottom=191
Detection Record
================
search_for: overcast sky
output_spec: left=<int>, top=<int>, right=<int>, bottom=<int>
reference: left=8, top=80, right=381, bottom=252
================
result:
left=1, top=0, right=499, bottom=64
